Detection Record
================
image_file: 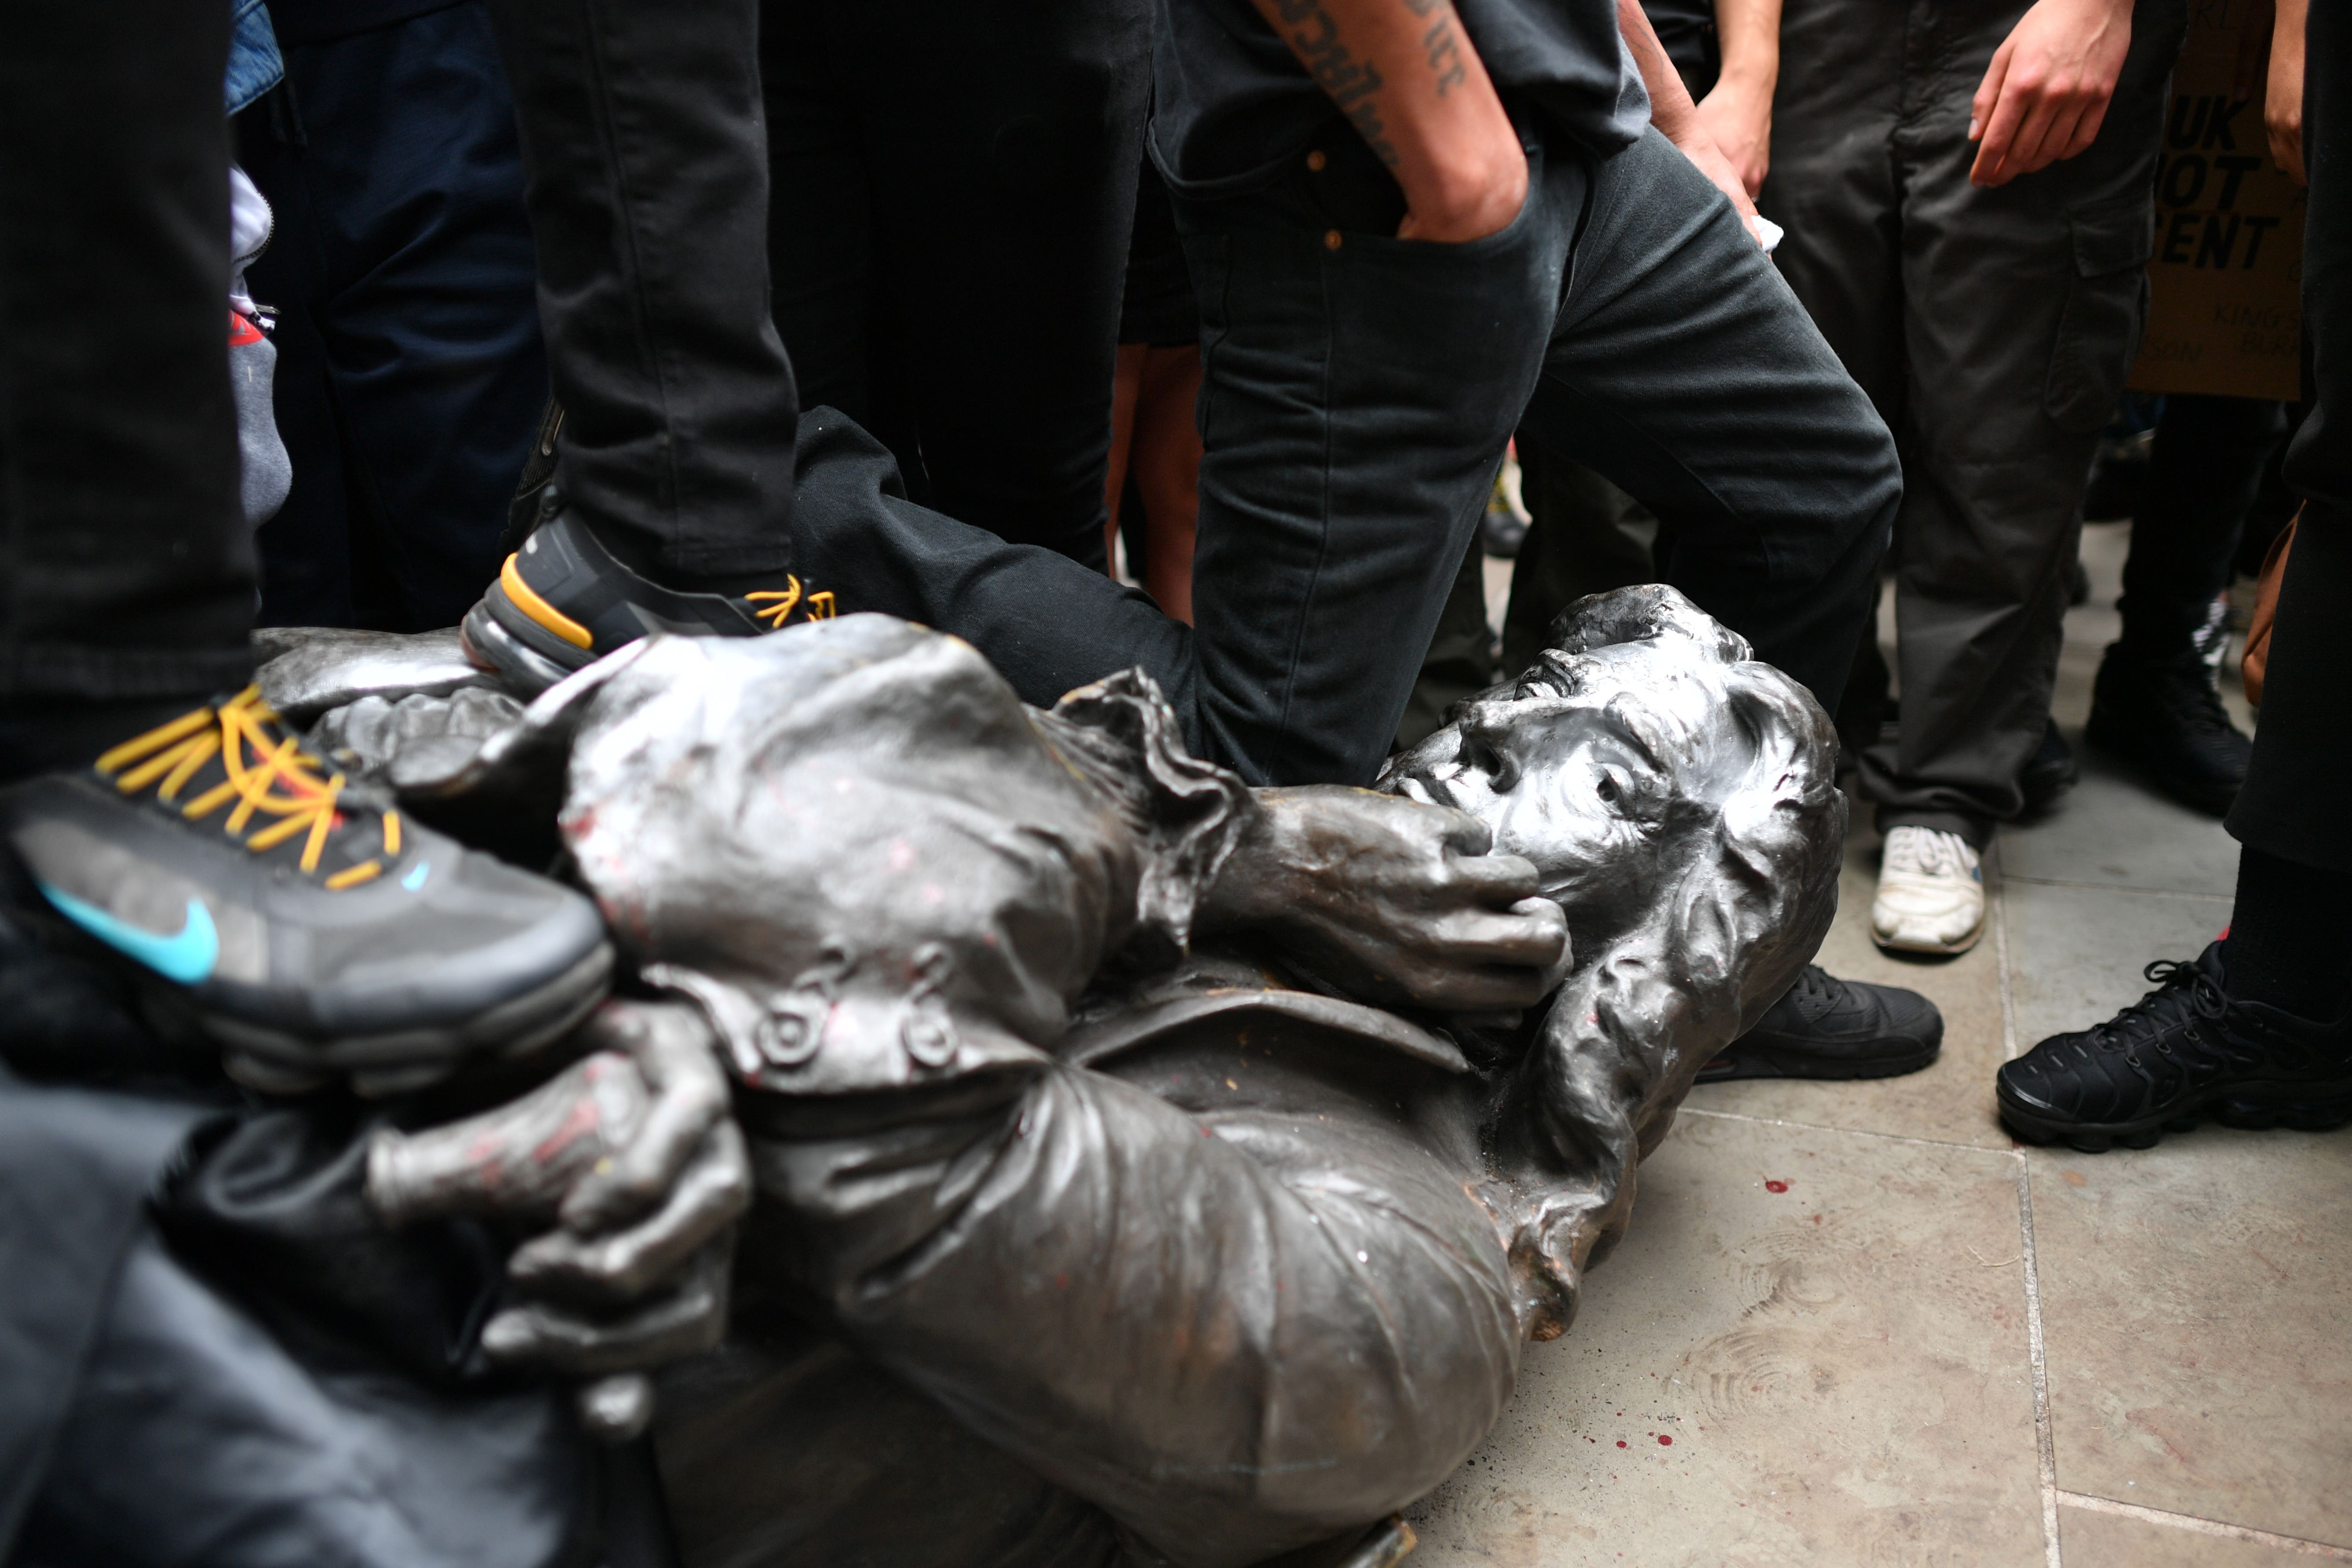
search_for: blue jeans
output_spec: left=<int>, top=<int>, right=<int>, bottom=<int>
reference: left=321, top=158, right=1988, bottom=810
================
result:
left=239, top=2, right=547, bottom=631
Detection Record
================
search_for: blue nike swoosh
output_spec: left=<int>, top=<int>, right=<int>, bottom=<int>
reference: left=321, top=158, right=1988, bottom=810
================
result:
left=36, top=880, right=220, bottom=985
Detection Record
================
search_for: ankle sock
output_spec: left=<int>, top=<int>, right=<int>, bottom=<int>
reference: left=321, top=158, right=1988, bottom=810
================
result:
left=2224, top=846, right=2352, bottom=1022
left=0, top=696, right=216, bottom=787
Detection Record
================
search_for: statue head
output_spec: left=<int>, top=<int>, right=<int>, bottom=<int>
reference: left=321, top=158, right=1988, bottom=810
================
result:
left=1380, top=585, right=1841, bottom=977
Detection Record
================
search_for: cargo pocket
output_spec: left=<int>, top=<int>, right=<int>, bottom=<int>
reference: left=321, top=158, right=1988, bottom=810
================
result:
left=2042, top=197, right=2155, bottom=433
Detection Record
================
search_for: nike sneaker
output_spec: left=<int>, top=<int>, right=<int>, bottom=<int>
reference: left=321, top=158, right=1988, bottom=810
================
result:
left=0, top=687, right=612, bottom=1093
left=461, top=510, right=836, bottom=695
left=1998, top=943, right=2352, bottom=1152
left=1699, top=966, right=1943, bottom=1083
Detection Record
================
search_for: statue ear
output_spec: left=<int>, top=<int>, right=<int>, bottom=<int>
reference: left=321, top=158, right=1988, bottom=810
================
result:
left=1541, top=584, right=1751, bottom=666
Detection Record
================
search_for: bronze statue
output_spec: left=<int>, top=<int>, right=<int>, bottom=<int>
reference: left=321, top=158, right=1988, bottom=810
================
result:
left=328, top=584, right=1841, bottom=1566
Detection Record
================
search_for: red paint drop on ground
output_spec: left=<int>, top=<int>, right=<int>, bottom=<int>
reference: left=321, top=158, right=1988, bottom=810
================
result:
left=1657, top=1435, right=1673, bottom=1445
left=1616, top=1440, right=1627, bottom=1448
left=1764, top=1179, right=1789, bottom=1193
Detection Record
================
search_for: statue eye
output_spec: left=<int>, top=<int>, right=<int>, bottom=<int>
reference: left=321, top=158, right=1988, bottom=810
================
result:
left=1594, top=773, right=1619, bottom=804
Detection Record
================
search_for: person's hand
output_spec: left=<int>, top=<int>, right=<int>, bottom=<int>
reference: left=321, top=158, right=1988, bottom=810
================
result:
left=2266, top=0, right=2307, bottom=186
left=1199, top=786, right=1572, bottom=1016
left=1395, top=132, right=1530, bottom=243
left=1693, top=74, right=1773, bottom=197
left=1968, top=0, right=2134, bottom=187
left=1668, top=123, right=1770, bottom=245
left=366, top=999, right=750, bottom=1440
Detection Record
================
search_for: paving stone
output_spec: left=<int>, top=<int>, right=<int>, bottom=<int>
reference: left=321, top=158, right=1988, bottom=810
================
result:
left=1688, top=824, right=2009, bottom=1149
left=2055, top=1502, right=2352, bottom=1567
left=1406, top=1113, right=2042, bottom=1566
left=2032, top=1133, right=2352, bottom=1549
left=2002, top=880, right=2233, bottom=1057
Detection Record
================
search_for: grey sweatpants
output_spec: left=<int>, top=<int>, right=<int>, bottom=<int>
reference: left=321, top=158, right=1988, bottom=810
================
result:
left=1762, top=0, right=2186, bottom=843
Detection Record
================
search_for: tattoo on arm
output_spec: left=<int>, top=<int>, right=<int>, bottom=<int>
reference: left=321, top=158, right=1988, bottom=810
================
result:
left=1273, top=0, right=1400, bottom=164
left=1401, top=0, right=1467, bottom=93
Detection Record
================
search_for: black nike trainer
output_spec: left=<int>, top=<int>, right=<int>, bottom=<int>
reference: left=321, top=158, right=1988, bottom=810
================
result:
left=0, top=686, right=612, bottom=1093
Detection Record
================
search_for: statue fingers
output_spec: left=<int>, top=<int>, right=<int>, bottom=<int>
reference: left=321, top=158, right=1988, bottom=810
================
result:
left=481, top=1243, right=731, bottom=1378
left=562, top=1004, right=730, bottom=1233
left=516, top=1123, right=750, bottom=1302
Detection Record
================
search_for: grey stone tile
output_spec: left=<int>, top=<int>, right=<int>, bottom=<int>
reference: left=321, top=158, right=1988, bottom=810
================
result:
left=1688, top=822, right=2010, bottom=1149
left=1406, top=1114, right=2043, bottom=1566
left=1999, top=754, right=2243, bottom=901
left=2002, top=880, right=2232, bottom=1057
left=2032, top=1133, right=2352, bottom=1548
left=2057, top=1502, right=2352, bottom=1567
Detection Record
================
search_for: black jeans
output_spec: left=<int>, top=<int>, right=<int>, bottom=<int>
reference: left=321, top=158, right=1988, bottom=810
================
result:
left=0, top=0, right=252, bottom=704
left=481, top=0, right=798, bottom=582
left=760, top=0, right=1149, bottom=570
left=2115, top=393, right=2288, bottom=671
left=241, top=2, right=550, bottom=633
left=795, top=121, right=1900, bottom=788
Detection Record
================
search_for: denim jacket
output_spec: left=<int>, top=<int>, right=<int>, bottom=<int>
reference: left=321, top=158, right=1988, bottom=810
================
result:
left=225, top=0, right=284, bottom=117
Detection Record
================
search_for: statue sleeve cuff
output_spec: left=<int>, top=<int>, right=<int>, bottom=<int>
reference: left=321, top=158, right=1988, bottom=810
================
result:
left=1033, top=668, right=1260, bottom=968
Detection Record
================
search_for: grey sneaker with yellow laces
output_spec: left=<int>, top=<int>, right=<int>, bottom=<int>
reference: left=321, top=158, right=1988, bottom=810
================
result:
left=461, top=510, right=837, bottom=695
left=0, top=686, right=612, bottom=1093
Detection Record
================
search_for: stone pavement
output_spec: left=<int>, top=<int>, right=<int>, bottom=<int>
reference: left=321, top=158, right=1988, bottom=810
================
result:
left=1414, top=523, right=2352, bottom=1565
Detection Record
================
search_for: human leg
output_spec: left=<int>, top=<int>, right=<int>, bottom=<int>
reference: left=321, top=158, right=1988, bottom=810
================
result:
left=1517, top=126, right=1901, bottom=715
left=0, top=0, right=250, bottom=721
left=2089, top=392, right=2278, bottom=813
left=479, top=0, right=796, bottom=583
left=1172, top=128, right=1566, bottom=785
left=1856, top=0, right=2186, bottom=851
left=244, top=4, right=550, bottom=633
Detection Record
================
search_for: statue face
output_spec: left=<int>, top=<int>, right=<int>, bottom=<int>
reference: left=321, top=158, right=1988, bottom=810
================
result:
left=1380, top=639, right=1754, bottom=924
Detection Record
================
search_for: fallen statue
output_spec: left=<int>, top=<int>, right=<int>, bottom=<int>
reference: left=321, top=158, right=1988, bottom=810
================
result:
left=0, top=586, right=1841, bottom=1568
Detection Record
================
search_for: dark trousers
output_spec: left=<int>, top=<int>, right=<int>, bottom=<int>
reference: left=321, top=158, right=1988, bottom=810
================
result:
left=1174, top=122, right=1896, bottom=784
left=0, top=0, right=252, bottom=704
left=480, top=0, right=797, bottom=581
left=759, top=0, right=1148, bottom=570
left=2229, top=1, right=2352, bottom=875
left=793, top=122, right=1900, bottom=788
left=2115, top=394, right=2287, bottom=671
left=240, top=2, right=550, bottom=633
left=1766, top=0, right=2188, bottom=844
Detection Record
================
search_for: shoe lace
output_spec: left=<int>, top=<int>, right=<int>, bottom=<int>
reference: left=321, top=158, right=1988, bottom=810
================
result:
left=1886, top=827, right=1971, bottom=877
left=95, top=686, right=400, bottom=889
left=744, top=576, right=839, bottom=629
left=2082, top=958, right=2231, bottom=1061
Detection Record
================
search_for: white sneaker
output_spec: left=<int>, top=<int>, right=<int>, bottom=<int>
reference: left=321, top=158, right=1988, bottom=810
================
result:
left=1872, top=826, right=1985, bottom=955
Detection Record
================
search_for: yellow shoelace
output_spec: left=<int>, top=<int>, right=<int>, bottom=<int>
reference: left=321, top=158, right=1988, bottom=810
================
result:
left=95, top=686, right=400, bottom=890
left=744, top=575, right=839, bottom=629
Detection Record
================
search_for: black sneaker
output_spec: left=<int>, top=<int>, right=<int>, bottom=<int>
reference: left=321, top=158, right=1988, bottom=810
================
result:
left=1997, top=943, right=2352, bottom=1152
left=0, top=687, right=613, bottom=1094
left=2019, top=718, right=2078, bottom=815
left=2084, top=648, right=2252, bottom=817
left=461, top=510, right=838, bottom=695
left=1698, top=965, right=1944, bottom=1083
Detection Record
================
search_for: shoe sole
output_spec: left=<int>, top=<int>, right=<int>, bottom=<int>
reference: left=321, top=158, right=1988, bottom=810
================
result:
left=1871, top=922, right=1985, bottom=956
left=1998, top=1079, right=2352, bottom=1154
left=209, top=940, right=614, bottom=1097
left=1698, top=1038, right=1942, bottom=1084
left=463, top=587, right=589, bottom=698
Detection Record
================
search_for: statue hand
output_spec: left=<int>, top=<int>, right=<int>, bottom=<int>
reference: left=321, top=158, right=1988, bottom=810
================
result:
left=365, top=999, right=750, bottom=1440
left=1200, top=786, right=1572, bottom=1014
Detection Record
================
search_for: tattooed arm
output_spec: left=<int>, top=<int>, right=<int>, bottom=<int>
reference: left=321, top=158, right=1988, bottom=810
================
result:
left=1247, top=0, right=1528, bottom=242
